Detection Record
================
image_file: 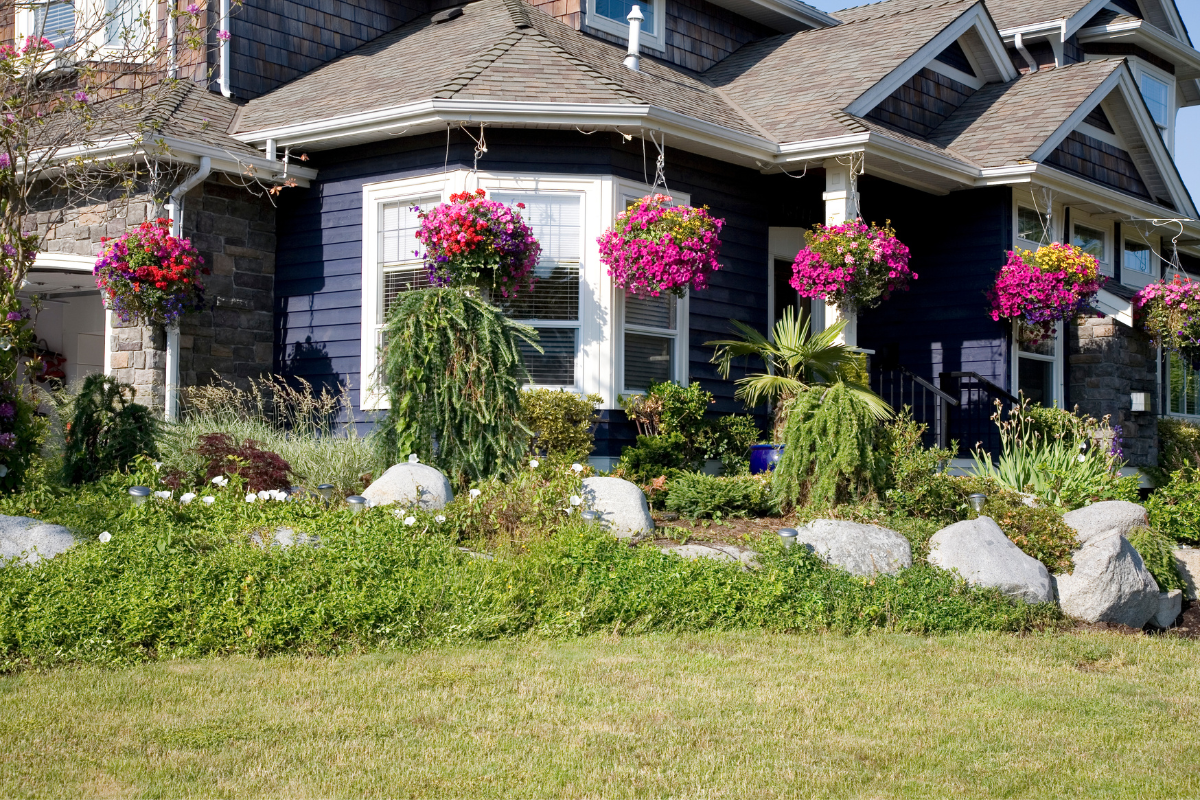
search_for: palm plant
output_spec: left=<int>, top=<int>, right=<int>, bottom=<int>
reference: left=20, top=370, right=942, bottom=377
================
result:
left=706, top=307, right=891, bottom=439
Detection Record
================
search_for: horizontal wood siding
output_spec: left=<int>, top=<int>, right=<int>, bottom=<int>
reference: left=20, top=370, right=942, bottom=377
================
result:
left=865, top=67, right=975, bottom=137
left=229, top=0, right=429, bottom=100
left=275, top=129, right=799, bottom=448
left=1046, top=130, right=1151, bottom=200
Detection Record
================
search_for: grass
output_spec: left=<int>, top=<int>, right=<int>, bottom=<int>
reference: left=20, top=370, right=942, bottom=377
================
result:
left=1, top=630, right=1198, bottom=799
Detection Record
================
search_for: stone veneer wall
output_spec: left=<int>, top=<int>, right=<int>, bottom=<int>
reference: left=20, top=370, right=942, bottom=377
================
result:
left=1068, top=316, right=1158, bottom=467
left=176, top=178, right=277, bottom=392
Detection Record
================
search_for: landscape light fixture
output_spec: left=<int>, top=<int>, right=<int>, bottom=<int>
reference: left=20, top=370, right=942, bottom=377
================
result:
left=128, top=486, right=151, bottom=506
left=778, top=528, right=798, bottom=549
left=968, top=493, right=987, bottom=513
left=317, top=484, right=334, bottom=501
left=346, top=495, right=367, bottom=514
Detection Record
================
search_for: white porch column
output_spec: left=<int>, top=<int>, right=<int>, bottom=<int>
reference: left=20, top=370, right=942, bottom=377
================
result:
left=822, top=158, right=860, bottom=346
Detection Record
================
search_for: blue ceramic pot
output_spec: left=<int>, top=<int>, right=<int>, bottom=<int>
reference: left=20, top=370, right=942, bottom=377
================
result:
left=749, top=444, right=785, bottom=474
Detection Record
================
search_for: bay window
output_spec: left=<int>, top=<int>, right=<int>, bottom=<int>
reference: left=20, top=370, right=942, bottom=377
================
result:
left=1016, top=206, right=1051, bottom=248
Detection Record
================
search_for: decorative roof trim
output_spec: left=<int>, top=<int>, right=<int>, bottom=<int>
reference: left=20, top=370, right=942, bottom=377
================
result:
left=1077, top=17, right=1200, bottom=82
left=844, top=2, right=1019, bottom=119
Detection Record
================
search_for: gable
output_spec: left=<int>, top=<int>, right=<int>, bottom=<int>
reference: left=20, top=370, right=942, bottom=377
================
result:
left=865, top=67, right=976, bottom=136
left=1044, top=129, right=1151, bottom=199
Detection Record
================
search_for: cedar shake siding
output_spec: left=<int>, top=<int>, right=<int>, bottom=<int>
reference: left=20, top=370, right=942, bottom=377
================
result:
left=1045, top=130, right=1152, bottom=200
left=529, top=0, right=778, bottom=72
left=273, top=129, right=805, bottom=447
left=865, top=67, right=976, bottom=138
left=226, top=0, right=434, bottom=100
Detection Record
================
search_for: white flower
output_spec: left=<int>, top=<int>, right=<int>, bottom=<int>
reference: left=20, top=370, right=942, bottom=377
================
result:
left=0, top=465, right=8, bottom=478
left=153, top=461, right=163, bottom=471
left=245, top=493, right=257, bottom=503
left=180, top=492, right=197, bottom=504
left=255, top=490, right=270, bottom=500
left=98, top=531, right=111, bottom=543
left=404, top=516, right=416, bottom=526
left=408, top=453, right=420, bottom=463
left=530, top=459, right=539, bottom=468
left=1078, top=454, right=1086, bottom=462
left=211, top=475, right=229, bottom=487
left=202, top=496, right=215, bottom=505
left=154, top=490, right=172, bottom=500
left=270, top=490, right=288, bottom=502
left=570, top=495, right=582, bottom=506
left=571, top=463, right=583, bottom=473
left=565, top=507, right=574, bottom=516
left=435, top=514, right=446, bottom=523
left=470, top=488, right=481, bottom=499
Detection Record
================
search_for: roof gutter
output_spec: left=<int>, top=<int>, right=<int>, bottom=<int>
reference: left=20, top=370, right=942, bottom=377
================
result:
left=1076, top=19, right=1200, bottom=81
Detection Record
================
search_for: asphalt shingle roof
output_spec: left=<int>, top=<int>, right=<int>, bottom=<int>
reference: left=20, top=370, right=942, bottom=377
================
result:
left=834, top=0, right=1093, bottom=30
left=705, top=0, right=979, bottom=142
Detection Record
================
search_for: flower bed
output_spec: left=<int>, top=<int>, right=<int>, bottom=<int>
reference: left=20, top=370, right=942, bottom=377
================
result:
left=599, top=194, right=723, bottom=298
left=415, top=189, right=540, bottom=298
left=789, top=219, right=913, bottom=311
left=988, top=244, right=1104, bottom=343
left=93, top=218, right=207, bottom=326
left=1133, top=275, right=1200, bottom=362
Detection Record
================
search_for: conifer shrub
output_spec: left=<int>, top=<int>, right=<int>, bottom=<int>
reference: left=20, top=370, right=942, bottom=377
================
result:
left=1157, top=417, right=1200, bottom=474
left=665, top=472, right=771, bottom=519
left=60, top=374, right=158, bottom=485
left=877, top=409, right=958, bottom=520
left=520, top=389, right=601, bottom=461
left=772, top=383, right=885, bottom=511
left=377, top=288, right=538, bottom=487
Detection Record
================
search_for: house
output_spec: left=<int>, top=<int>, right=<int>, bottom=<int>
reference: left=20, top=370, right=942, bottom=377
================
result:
left=9, top=0, right=1200, bottom=470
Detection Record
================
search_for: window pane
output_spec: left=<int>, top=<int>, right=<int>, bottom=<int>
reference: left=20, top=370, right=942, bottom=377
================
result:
left=1073, top=224, right=1106, bottom=262
left=1018, top=356, right=1053, bottom=406
left=521, top=328, right=576, bottom=386
left=35, top=2, right=74, bottom=47
left=382, top=267, right=432, bottom=321
left=1170, top=353, right=1200, bottom=416
left=624, top=332, right=673, bottom=391
left=1016, top=322, right=1055, bottom=357
left=105, top=0, right=145, bottom=45
left=490, top=193, right=581, bottom=271
left=497, top=263, right=579, bottom=321
left=595, top=0, right=654, bottom=30
left=1017, top=207, right=1050, bottom=246
left=1124, top=240, right=1152, bottom=274
left=381, top=194, right=439, bottom=266
left=1140, top=74, right=1169, bottom=127
left=625, top=293, right=676, bottom=330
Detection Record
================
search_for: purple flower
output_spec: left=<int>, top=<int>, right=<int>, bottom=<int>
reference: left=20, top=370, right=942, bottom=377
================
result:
left=187, top=2, right=200, bottom=13
left=0, top=433, right=16, bottom=450
left=5, top=312, right=20, bottom=322
left=73, top=91, right=88, bottom=103
left=0, top=403, right=14, bottom=419
left=216, top=29, right=231, bottom=41
left=0, top=153, right=9, bottom=170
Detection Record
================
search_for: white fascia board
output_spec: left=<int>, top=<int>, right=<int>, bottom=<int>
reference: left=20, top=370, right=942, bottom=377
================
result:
left=235, top=99, right=782, bottom=163
left=996, top=0, right=1107, bottom=41
left=845, top=2, right=1018, bottom=118
left=1094, top=287, right=1133, bottom=326
left=31, top=252, right=96, bottom=272
left=1028, top=67, right=1125, bottom=163
left=705, top=0, right=838, bottom=30
left=776, top=132, right=870, bottom=162
left=860, top=133, right=980, bottom=186
left=1077, top=20, right=1200, bottom=80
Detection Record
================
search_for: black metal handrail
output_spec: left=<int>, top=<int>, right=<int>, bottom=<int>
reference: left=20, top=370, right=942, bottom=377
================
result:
left=942, top=371, right=1018, bottom=403
left=940, top=371, right=1017, bottom=456
left=871, top=365, right=957, bottom=449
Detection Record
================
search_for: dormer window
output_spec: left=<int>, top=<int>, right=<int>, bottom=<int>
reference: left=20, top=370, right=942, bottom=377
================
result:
left=1139, top=73, right=1169, bottom=130
left=586, top=0, right=664, bottom=52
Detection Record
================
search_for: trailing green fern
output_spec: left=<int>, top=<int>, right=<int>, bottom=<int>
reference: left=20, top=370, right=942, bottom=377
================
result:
left=376, top=288, right=540, bottom=487
left=772, top=383, right=884, bottom=511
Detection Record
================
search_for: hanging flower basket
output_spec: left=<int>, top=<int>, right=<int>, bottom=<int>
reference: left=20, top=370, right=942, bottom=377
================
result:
left=415, top=189, right=541, bottom=298
left=1133, top=275, right=1200, bottom=363
left=987, top=243, right=1104, bottom=343
left=94, top=218, right=207, bottom=327
left=598, top=193, right=724, bottom=298
left=789, top=219, right=914, bottom=311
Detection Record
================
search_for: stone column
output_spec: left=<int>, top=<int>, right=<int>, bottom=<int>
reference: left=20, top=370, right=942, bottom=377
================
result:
left=108, top=319, right=167, bottom=412
left=822, top=157, right=861, bottom=347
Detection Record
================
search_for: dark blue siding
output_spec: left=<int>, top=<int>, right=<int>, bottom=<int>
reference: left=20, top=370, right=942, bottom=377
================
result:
left=274, top=129, right=798, bottom=445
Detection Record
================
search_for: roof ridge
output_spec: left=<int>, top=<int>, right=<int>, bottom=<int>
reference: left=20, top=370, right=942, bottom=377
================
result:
left=832, top=0, right=975, bottom=22
left=434, top=19, right=526, bottom=98
left=146, top=80, right=194, bottom=132
left=522, top=30, right=644, bottom=104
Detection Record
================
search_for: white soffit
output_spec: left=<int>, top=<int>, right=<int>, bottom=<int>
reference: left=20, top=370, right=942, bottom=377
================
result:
left=702, top=0, right=838, bottom=32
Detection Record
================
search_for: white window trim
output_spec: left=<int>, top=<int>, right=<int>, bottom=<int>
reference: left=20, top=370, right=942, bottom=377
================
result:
left=1165, top=352, right=1200, bottom=420
left=767, top=226, right=824, bottom=337
left=361, top=170, right=625, bottom=411
left=1129, top=58, right=1175, bottom=153
left=614, top=178, right=690, bottom=397
left=1070, top=209, right=1114, bottom=279
left=1014, top=200, right=1056, bottom=251
left=15, top=0, right=157, bottom=61
left=1011, top=322, right=1064, bottom=409
left=1120, top=229, right=1160, bottom=289
left=584, top=0, right=666, bottom=53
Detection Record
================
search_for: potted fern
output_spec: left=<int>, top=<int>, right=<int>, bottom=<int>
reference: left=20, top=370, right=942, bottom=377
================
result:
left=706, top=307, right=891, bottom=473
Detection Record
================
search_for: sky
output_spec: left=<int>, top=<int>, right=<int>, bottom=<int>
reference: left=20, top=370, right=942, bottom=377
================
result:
left=802, top=0, right=1200, bottom=205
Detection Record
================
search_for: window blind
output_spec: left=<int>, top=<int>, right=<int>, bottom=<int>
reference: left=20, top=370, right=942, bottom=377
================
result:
left=625, top=293, right=675, bottom=330
left=34, top=1, right=74, bottom=47
left=380, top=195, right=438, bottom=266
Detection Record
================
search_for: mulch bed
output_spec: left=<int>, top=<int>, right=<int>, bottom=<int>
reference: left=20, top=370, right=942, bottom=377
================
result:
left=1165, top=601, right=1200, bottom=640
left=650, top=514, right=794, bottom=547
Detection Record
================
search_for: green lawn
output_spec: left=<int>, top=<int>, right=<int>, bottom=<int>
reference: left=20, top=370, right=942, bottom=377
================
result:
left=1, top=631, right=1198, bottom=799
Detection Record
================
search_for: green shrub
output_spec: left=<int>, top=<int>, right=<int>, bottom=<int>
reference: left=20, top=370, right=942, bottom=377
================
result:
left=1127, top=526, right=1186, bottom=593
left=693, top=414, right=758, bottom=475
left=1157, top=418, right=1200, bottom=474
left=1146, top=470, right=1200, bottom=546
left=772, top=383, right=884, bottom=511
left=0, top=479, right=1059, bottom=670
left=971, top=396, right=1138, bottom=509
left=520, top=389, right=601, bottom=461
left=878, top=409, right=958, bottom=521
left=60, top=374, right=158, bottom=485
left=615, top=432, right=690, bottom=486
left=620, top=381, right=759, bottom=475
left=955, top=477, right=1077, bottom=574
left=377, top=288, right=536, bottom=487
left=0, top=382, right=45, bottom=492
left=665, top=472, right=771, bottom=519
